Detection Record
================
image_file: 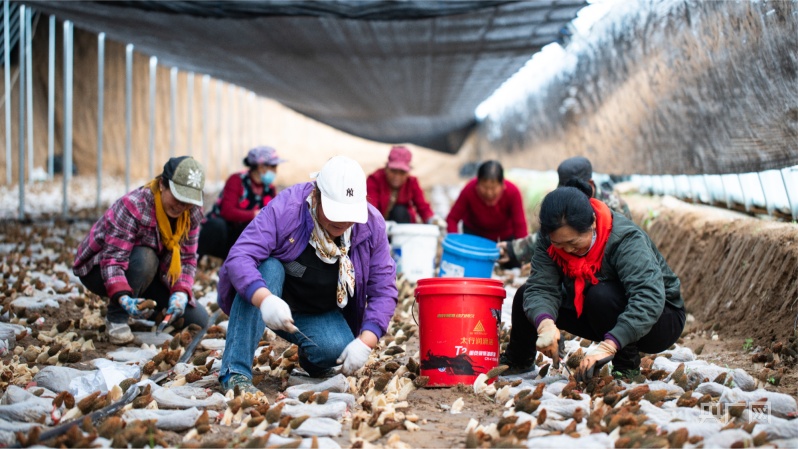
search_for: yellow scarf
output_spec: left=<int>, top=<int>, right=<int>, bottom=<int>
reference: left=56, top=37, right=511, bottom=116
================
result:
left=149, top=179, right=190, bottom=286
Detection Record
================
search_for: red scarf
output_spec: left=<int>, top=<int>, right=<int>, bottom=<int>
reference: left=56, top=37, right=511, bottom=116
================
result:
left=546, top=198, right=613, bottom=317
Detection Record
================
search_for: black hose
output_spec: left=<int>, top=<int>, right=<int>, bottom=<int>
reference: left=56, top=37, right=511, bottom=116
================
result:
left=17, top=384, right=141, bottom=448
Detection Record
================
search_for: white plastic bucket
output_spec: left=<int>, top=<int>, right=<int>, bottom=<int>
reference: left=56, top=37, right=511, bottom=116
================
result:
left=388, top=223, right=440, bottom=282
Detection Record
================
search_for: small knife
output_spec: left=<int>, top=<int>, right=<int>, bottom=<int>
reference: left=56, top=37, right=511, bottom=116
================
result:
left=156, top=314, right=173, bottom=335
left=293, top=328, right=318, bottom=347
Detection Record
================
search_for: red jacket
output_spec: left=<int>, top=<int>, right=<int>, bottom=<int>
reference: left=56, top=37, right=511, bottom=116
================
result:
left=210, top=172, right=275, bottom=224
left=446, top=178, right=528, bottom=241
left=366, top=168, right=434, bottom=223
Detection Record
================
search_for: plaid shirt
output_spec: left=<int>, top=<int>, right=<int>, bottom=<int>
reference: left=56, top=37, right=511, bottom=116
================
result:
left=73, top=185, right=203, bottom=301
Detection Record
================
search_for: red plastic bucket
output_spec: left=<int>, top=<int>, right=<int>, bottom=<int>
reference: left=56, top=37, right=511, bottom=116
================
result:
left=415, top=278, right=506, bottom=387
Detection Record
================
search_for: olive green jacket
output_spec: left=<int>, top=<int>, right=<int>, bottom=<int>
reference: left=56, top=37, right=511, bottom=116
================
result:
left=523, top=211, right=683, bottom=349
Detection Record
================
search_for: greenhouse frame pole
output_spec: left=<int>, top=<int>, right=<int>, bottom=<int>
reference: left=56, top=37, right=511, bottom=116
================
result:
left=47, top=15, right=55, bottom=179
left=17, top=5, right=25, bottom=218
left=169, top=67, right=177, bottom=158
left=187, top=72, right=193, bottom=154
left=4, top=0, right=11, bottom=185
left=737, top=174, right=750, bottom=213
left=125, top=44, right=133, bottom=192
left=25, top=8, right=32, bottom=184
left=216, top=80, right=223, bottom=182
left=148, top=56, right=157, bottom=179
left=62, top=20, right=73, bottom=218
left=756, top=172, right=772, bottom=217
left=96, top=33, right=105, bottom=210
left=779, top=169, right=796, bottom=221
left=201, top=75, right=208, bottom=169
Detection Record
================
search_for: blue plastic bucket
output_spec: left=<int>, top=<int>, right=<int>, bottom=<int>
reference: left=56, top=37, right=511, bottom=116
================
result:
left=439, top=234, right=499, bottom=278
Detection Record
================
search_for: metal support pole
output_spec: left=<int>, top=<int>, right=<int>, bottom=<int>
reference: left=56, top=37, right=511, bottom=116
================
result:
left=4, top=0, right=11, bottom=184
left=187, top=72, right=193, bottom=154
left=247, top=92, right=253, bottom=147
left=216, top=80, right=223, bottom=182
left=780, top=168, right=796, bottom=221
left=686, top=175, right=696, bottom=202
left=238, top=87, right=244, bottom=149
left=125, top=44, right=133, bottom=193
left=62, top=20, right=73, bottom=217
left=96, top=33, right=105, bottom=210
left=228, top=83, right=234, bottom=175
left=47, top=15, right=55, bottom=179
left=720, top=175, right=731, bottom=209
left=737, top=174, right=750, bottom=213
left=201, top=74, right=208, bottom=169
left=17, top=5, right=25, bottom=218
left=25, top=8, right=32, bottom=183
left=757, top=171, right=772, bottom=217
left=148, top=56, right=157, bottom=179
left=169, top=67, right=177, bottom=157
left=702, top=174, right=712, bottom=204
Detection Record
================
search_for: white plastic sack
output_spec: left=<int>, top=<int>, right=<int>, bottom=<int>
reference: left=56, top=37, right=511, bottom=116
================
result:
left=123, top=407, right=204, bottom=431
left=152, top=386, right=227, bottom=410
left=284, top=374, right=349, bottom=395
left=33, top=365, right=87, bottom=392
left=70, top=359, right=140, bottom=398
left=719, top=388, right=798, bottom=419
left=108, top=347, right=158, bottom=363
left=278, top=399, right=348, bottom=420
left=293, top=417, right=343, bottom=437
left=524, top=433, right=613, bottom=449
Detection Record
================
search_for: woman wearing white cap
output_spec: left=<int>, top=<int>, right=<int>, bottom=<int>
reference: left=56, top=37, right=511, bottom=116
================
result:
left=198, top=146, right=287, bottom=260
left=216, top=156, right=398, bottom=395
left=74, top=156, right=210, bottom=344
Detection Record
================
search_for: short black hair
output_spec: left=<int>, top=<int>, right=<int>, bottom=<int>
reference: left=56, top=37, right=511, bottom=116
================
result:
left=539, top=178, right=594, bottom=236
left=476, top=160, right=504, bottom=183
left=557, top=156, right=592, bottom=187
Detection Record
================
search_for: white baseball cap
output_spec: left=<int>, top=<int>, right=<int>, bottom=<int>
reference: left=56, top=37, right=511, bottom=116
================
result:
left=312, top=156, right=368, bottom=224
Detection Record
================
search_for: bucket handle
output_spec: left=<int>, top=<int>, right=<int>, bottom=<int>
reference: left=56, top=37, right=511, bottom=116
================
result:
left=411, top=294, right=419, bottom=327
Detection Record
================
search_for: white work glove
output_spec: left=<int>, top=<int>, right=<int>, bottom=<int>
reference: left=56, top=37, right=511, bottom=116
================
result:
left=166, top=292, right=188, bottom=318
left=427, top=215, right=446, bottom=229
left=118, top=295, right=155, bottom=319
left=536, top=319, right=562, bottom=369
left=259, top=294, right=297, bottom=333
left=336, top=338, right=372, bottom=375
left=575, top=340, right=617, bottom=383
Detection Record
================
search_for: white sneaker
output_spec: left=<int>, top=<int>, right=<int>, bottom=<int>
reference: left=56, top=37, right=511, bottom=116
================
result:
left=106, top=320, right=134, bottom=344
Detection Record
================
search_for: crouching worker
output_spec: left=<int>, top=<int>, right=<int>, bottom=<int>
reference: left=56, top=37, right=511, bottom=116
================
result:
left=522, top=179, right=684, bottom=381
left=73, top=156, right=210, bottom=344
left=217, top=156, right=398, bottom=395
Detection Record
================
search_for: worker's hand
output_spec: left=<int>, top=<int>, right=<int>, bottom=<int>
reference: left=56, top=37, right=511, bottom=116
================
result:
left=336, top=337, right=372, bottom=375
left=535, top=319, right=561, bottom=368
left=118, top=295, right=155, bottom=319
left=497, top=241, right=509, bottom=263
left=166, top=292, right=188, bottom=318
left=259, top=294, right=297, bottom=333
left=575, top=340, right=617, bottom=383
left=427, top=215, right=446, bottom=230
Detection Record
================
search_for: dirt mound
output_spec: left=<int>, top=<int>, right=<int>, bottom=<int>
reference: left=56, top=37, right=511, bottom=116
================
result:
left=628, top=194, right=798, bottom=343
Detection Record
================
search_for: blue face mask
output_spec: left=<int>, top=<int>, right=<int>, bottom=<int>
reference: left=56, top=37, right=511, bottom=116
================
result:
left=261, top=171, right=276, bottom=186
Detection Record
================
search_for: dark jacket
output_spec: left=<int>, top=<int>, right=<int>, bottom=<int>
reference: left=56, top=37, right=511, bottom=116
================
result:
left=523, top=211, right=683, bottom=349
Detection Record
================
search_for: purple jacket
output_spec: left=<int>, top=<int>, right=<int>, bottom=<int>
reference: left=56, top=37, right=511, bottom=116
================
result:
left=217, top=182, right=398, bottom=339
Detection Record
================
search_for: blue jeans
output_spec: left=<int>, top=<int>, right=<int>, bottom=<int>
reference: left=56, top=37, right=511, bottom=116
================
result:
left=219, top=258, right=354, bottom=381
